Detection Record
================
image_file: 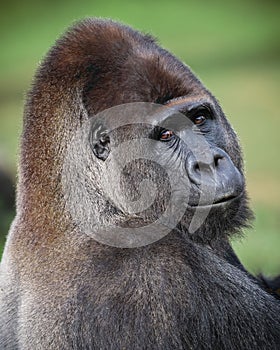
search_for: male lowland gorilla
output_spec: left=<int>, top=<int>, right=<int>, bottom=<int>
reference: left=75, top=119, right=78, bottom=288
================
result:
left=0, top=18, right=279, bottom=350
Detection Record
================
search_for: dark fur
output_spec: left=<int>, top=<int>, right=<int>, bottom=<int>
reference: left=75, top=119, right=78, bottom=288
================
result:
left=0, top=18, right=279, bottom=349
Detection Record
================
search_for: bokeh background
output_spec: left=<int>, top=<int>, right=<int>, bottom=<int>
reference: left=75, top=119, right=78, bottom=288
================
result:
left=0, top=0, right=279, bottom=275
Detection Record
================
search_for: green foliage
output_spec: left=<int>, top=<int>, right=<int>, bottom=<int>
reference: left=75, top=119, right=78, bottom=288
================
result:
left=232, top=205, right=280, bottom=276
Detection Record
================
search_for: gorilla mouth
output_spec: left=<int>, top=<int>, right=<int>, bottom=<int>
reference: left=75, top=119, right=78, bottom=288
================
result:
left=213, top=194, right=239, bottom=205
left=190, top=191, right=244, bottom=209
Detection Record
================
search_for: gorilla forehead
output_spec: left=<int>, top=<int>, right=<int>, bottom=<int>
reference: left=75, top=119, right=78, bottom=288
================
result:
left=44, top=18, right=211, bottom=113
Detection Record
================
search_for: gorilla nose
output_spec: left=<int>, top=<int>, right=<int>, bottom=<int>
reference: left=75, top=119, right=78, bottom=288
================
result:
left=186, top=147, right=244, bottom=205
left=186, top=148, right=225, bottom=185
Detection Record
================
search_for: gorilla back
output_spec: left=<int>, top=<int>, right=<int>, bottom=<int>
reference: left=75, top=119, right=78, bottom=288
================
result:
left=0, top=18, right=279, bottom=350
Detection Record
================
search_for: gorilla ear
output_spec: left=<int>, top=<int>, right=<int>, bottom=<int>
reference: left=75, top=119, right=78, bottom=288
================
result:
left=89, top=121, right=110, bottom=161
left=91, top=134, right=110, bottom=161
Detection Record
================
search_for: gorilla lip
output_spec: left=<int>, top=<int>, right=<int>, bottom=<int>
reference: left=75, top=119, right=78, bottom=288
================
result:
left=189, top=191, right=244, bottom=209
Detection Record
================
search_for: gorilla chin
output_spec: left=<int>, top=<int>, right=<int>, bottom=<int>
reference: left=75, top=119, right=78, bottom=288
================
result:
left=177, top=181, right=251, bottom=245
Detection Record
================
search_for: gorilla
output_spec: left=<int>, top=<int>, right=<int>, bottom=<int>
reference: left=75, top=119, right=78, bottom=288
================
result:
left=0, top=18, right=279, bottom=350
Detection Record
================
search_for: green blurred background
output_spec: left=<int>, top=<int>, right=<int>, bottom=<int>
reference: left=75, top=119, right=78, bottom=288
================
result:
left=0, top=0, right=279, bottom=275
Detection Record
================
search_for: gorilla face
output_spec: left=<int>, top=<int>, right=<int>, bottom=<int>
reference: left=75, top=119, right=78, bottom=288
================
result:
left=91, top=100, right=244, bottom=204
left=83, top=97, right=249, bottom=246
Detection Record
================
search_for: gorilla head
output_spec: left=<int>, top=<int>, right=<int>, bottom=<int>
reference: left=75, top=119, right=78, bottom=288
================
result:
left=56, top=19, right=251, bottom=248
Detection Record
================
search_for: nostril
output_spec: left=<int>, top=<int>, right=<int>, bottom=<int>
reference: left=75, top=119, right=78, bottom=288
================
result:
left=185, top=156, right=202, bottom=185
left=214, top=154, right=224, bottom=167
left=194, top=162, right=200, bottom=172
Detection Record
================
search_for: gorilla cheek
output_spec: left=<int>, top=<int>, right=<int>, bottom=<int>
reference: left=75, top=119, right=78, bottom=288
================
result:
left=62, top=103, right=192, bottom=248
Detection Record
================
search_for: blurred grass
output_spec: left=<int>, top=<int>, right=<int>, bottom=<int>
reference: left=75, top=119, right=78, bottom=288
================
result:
left=0, top=0, right=279, bottom=275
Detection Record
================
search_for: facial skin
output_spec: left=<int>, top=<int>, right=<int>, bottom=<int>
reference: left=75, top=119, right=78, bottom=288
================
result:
left=86, top=96, right=248, bottom=247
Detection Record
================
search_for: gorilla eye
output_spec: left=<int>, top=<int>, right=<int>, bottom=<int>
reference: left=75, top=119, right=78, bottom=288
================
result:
left=193, top=115, right=206, bottom=125
left=160, top=130, right=174, bottom=141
